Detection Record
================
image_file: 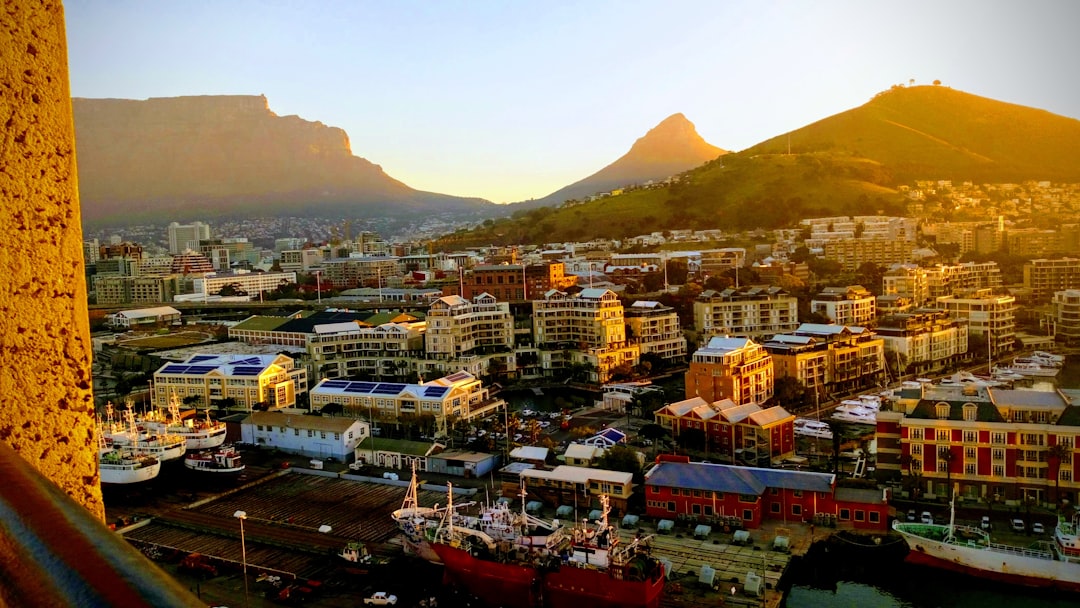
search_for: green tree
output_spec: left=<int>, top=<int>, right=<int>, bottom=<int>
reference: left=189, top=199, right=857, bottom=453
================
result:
left=597, top=445, right=643, bottom=478
left=321, top=402, right=344, bottom=416
left=1047, top=442, right=1072, bottom=507
left=772, top=376, right=811, bottom=412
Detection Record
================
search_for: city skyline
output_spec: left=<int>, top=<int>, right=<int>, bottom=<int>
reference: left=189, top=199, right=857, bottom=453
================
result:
left=66, top=0, right=1080, bottom=204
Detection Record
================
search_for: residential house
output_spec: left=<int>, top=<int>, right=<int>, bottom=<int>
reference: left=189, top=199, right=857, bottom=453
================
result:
left=240, top=411, right=367, bottom=462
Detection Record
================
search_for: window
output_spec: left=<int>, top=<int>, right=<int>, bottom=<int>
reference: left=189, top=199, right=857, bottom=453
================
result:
left=320, top=431, right=327, bottom=439
left=650, top=486, right=660, bottom=494
left=743, top=509, right=753, bottom=521
left=739, top=494, right=757, bottom=503
left=334, top=433, right=341, bottom=441
left=962, top=404, right=977, bottom=422
left=965, top=463, right=977, bottom=475
left=667, top=502, right=675, bottom=512
left=992, top=432, right=1006, bottom=445
left=1062, top=470, right=1073, bottom=482
left=992, top=464, right=1005, bottom=477
left=855, top=510, right=865, bottom=522
left=963, top=430, right=977, bottom=444
left=769, top=488, right=779, bottom=496
left=911, top=444, right=922, bottom=456
left=671, top=488, right=680, bottom=496
left=910, top=458, right=922, bottom=471
left=793, top=489, right=803, bottom=498
left=792, top=504, right=802, bottom=516
left=1059, top=437, right=1075, bottom=449
left=935, top=403, right=950, bottom=419
left=704, top=506, right=713, bottom=516
left=693, top=490, right=702, bottom=498
left=839, top=508, right=851, bottom=521
left=869, top=512, right=880, bottom=524
left=771, top=503, right=781, bottom=513
left=294, top=429, right=299, bottom=436
left=938, top=460, right=950, bottom=473
left=992, top=449, right=1004, bottom=461
left=307, top=430, right=313, bottom=437
left=936, top=429, right=950, bottom=442
left=965, top=447, right=976, bottom=459
left=692, top=504, right=701, bottom=515
left=910, top=428, right=923, bottom=441
left=257, top=425, right=264, bottom=431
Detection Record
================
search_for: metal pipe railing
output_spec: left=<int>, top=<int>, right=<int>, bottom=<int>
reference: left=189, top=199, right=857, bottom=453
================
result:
left=0, top=442, right=201, bottom=606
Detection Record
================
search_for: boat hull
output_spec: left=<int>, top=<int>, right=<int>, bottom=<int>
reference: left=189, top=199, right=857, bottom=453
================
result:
left=894, top=523, right=1080, bottom=592
left=100, top=459, right=161, bottom=484
left=432, top=541, right=664, bottom=608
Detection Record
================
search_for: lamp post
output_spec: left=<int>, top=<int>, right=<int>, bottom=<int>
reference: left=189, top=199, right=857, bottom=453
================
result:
left=315, top=270, right=322, bottom=305
left=234, top=510, right=248, bottom=607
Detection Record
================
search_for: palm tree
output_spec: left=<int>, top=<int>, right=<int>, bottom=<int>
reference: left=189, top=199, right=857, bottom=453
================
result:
left=1047, top=442, right=1072, bottom=508
left=939, top=446, right=957, bottom=503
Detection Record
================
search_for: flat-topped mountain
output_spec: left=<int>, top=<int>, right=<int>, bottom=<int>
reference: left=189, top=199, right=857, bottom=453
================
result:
left=73, top=95, right=493, bottom=225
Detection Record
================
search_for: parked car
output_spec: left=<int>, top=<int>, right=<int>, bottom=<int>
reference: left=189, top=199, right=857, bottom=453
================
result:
left=920, top=511, right=933, bottom=525
left=1011, top=519, right=1026, bottom=532
left=906, top=509, right=916, bottom=522
left=980, top=516, right=992, bottom=530
left=1032, top=522, right=1045, bottom=534
left=364, top=592, right=398, bottom=606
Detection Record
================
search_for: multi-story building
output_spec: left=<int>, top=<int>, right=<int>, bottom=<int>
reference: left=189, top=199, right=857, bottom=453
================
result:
left=644, top=460, right=888, bottom=531
left=875, top=294, right=915, bottom=316
left=169, top=250, right=214, bottom=275
left=763, top=324, right=886, bottom=397
left=654, top=397, right=794, bottom=466
left=308, top=371, right=504, bottom=437
left=934, top=289, right=1016, bottom=359
left=321, top=256, right=400, bottom=289
left=811, top=285, right=877, bottom=327
left=425, top=294, right=514, bottom=359
left=533, top=288, right=626, bottom=349
left=876, top=383, right=1078, bottom=506
left=518, top=465, right=635, bottom=513
left=461, top=264, right=526, bottom=301
left=1006, top=228, right=1066, bottom=258
left=167, top=221, right=210, bottom=255
left=152, top=353, right=307, bottom=410
left=874, top=311, right=969, bottom=375
left=524, top=261, right=578, bottom=298
left=823, top=237, right=915, bottom=272
left=883, top=265, right=930, bottom=306
left=698, top=248, right=746, bottom=276
left=309, top=322, right=425, bottom=381
left=94, top=275, right=179, bottom=306
left=684, top=337, right=773, bottom=405
left=884, top=263, right=1003, bottom=307
left=98, top=241, right=143, bottom=261
left=623, top=300, right=687, bottom=365
left=1052, top=289, right=1080, bottom=345
left=1024, top=258, right=1080, bottom=303
left=240, top=411, right=369, bottom=462
left=693, top=286, right=799, bottom=341
left=192, top=270, right=297, bottom=299
left=279, top=248, right=325, bottom=273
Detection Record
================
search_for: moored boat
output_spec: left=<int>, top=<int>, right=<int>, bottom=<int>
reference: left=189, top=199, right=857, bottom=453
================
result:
left=183, top=445, right=245, bottom=474
left=794, top=418, right=833, bottom=439
left=103, top=403, right=187, bottom=462
left=138, top=392, right=227, bottom=450
left=99, top=448, right=161, bottom=484
left=892, top=503, right=1080, bottom=592
left=831, top=403, right=877, bottom=425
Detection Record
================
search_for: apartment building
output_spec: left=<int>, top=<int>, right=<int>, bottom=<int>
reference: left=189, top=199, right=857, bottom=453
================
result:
left=874, top=311, right=969, bottom=375
left=321, top=256, right=400, bottom=289
left=654, top=397, right=795, bottom=466
left=1024, top=258, right=1080, bottom=303
left=884, top=263, right=1003, bottom=306
left=811, top=285, right=877, bottom=327
left=934, top=289, right=1016, bottom=359
left=876, top=383, right=1078, bottom=506
left=763, top=324, right=886, bottom=397
left=308, top=371, right=504, bottom=436
left=279, top=248, right=325, bottom=273
left=462, top=264, right=526, bottom=301
left=698, top=248, right=746, bottom=276
left=152, top=353, right=307, bottom=410
left=167, top=221, right=210, bottom=255
left=533, top=288, right=626, bottom=348
left=1052, top=289, right=1080, bottom=345
left=693, top=286, right=799, bottom=340
left=309, top=322, right=425, bottom=381
left=192, top=270, right=297, bottom=299
left=425, top=294, right=514, bottom=358
left=623, top=300, right=687, bottom=364
left=823, top=238, right=915, bottom=272
left=95, top=275, right=180, bottom=306
left=684, top=337, right=773, bottom=405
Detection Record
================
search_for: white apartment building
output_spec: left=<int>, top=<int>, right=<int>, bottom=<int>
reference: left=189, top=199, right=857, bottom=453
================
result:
left=874, top=311, right=969, bottom=373
left=193, top=270, right=297, bottom=299
left=321, top=255, right=400, bottom=289
left=1053, top=289, right=1080, bottom=345
left=533, top=288, right=627, bottom=348
left=811, top=285, right=877, bottom=326
left=152, top=353, right=308, bottom=410
left=279, top=249, right=325, bottom=273
left=935, top=289, right=1016, bottom=358
left=693, top=286, right=799, bottom=341
left=426, top=294, right=514, bottom=358
left=308, top=371, right=504, bottom=436
left=241, top=411, right=369, bottom=462
left=167, top=221, right=211, bottom=255
left=310, top=322, right=425, bottom=381
left=623, top=300, right=687, bottom=364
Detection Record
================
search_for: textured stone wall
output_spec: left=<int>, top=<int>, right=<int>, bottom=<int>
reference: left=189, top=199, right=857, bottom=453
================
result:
left=1, top=1, right=104, bottom=519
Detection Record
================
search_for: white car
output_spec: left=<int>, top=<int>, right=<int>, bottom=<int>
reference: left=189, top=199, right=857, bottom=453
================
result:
left=1032, top=522, right=1045, bottom=534
left=364, top=592, right=398, bottom=606
left=538, top=421, right=551, bottom=428
left=521, top=409, right=536, bottom=417
left=1011, top=519, right=1026, bottom=532
left=920, top=511, right=933, bottom=525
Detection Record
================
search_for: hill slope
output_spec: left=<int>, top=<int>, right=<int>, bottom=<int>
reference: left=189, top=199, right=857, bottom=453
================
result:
left=514, top=113, right=725, bottom=209
left=73, top=95, right=494, bottom=225
left=436, top=86, right=1080, bottom=247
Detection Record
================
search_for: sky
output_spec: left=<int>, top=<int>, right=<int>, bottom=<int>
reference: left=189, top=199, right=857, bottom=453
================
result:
left=65, top=0, right=1080, bottom=204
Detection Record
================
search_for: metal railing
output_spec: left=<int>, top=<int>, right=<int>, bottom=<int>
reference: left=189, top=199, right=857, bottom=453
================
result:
left=0, top=442, right=200, bottom=607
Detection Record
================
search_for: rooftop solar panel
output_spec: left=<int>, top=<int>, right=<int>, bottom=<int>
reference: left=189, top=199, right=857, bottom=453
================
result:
left=232, top=366, right=262, bottom=376
left=188, top=355, right=216, bottom=363
left=445, top=371, right=471, bottom=382
left=320, top=381, right=349, bottom=388
left=185, top=365, right=217, bottom=374
left=352, top=382, right=378, bottom=391
left=424, top=386, right=449, bottom=397
left=343, top=385, right=369, bottom=393
left=235, top=357, right=262, bottom=366
left=372, top=383, right=405, bottom=394
left=161, top=365, right=188, bottom=374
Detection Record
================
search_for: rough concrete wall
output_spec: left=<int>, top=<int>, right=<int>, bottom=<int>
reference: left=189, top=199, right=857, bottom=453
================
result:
left=1, top=1, right=104, bottom=519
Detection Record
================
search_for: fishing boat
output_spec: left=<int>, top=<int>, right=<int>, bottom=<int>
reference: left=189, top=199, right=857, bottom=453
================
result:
left=391, top=464, right=454, bottom=563
left=99, top=447, right=161, bottom=484
left=893, top=503, right=1080, bottom=592
left=138, top=392, right=227, bottom=450
left=395, top=469, right=664, bottom=608
left=794, top=418, right=833, bottom=439
left=183, top=445, right=245, bottom=474
left=102, top=403, right=186, bottom=462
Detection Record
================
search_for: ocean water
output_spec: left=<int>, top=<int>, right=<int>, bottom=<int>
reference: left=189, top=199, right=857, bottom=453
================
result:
left=786, top=354, right=1080, bottom=607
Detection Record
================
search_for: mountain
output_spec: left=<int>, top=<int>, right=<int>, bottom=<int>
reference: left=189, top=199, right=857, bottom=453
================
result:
left=435, top=85, right=1080, bottom=247
left=514, top=113, right=726, bottom=209
left=72, top=95, right=494, bottom=226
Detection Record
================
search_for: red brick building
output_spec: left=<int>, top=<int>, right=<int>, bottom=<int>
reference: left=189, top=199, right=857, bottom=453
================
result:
left=654, top=397, right=796, bottom=466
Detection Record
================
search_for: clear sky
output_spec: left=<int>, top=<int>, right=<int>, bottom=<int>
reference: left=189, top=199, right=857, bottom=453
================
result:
left=65, top=0, right=1080, bottom=204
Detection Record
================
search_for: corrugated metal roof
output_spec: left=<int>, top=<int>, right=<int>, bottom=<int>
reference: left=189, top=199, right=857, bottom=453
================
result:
left=749, top=405, right=793, bottom=426
left=645, top=461, right=834, bottom=495
left=242, top=411, right=360, bottom=433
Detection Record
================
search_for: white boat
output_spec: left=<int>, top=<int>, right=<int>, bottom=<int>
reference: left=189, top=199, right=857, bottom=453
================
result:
left=183, top=445, right=245, bottom=473
left=831, top=403, right=876, bottom=425
left=1034, top=350, right=1065, bottom=365
left=103, top=404, right=186, bottom=462
left=793, top=418, right=833, bottom=439
left=893, top=503, right=1080, bottom=592
left=996, top=360, right=1061, bottom=378
left=99, top=448, right=160, bottom=484
left=139, top=393, right=227, bottom=450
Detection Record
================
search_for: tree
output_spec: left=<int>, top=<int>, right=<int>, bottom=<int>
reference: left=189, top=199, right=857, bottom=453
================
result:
left=772, top=376, right=811, bottom=412
left=939, top=446, right=957, bottom=502
left=826, top=420, right=843, bottom=475
left=321, top=402, right=344, bottom=416
left=1047, top=442, right=1072, bottom=507
left=597, top=445, right=643, bottom=477
left=676, top=428, right=706, bottom=453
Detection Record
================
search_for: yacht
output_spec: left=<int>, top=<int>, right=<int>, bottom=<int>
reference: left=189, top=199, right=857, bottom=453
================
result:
left=794, top=418, right=833, bottom=439
left=831, top=403, right=877, bottom=425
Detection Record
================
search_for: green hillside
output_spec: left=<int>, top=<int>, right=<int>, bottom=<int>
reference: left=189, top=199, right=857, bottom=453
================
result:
left=437, top=86, right=1080, bottom=249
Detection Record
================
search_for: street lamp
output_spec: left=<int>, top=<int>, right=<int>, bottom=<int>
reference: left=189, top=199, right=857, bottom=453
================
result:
left=234, top=510, right=248, bottom=607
